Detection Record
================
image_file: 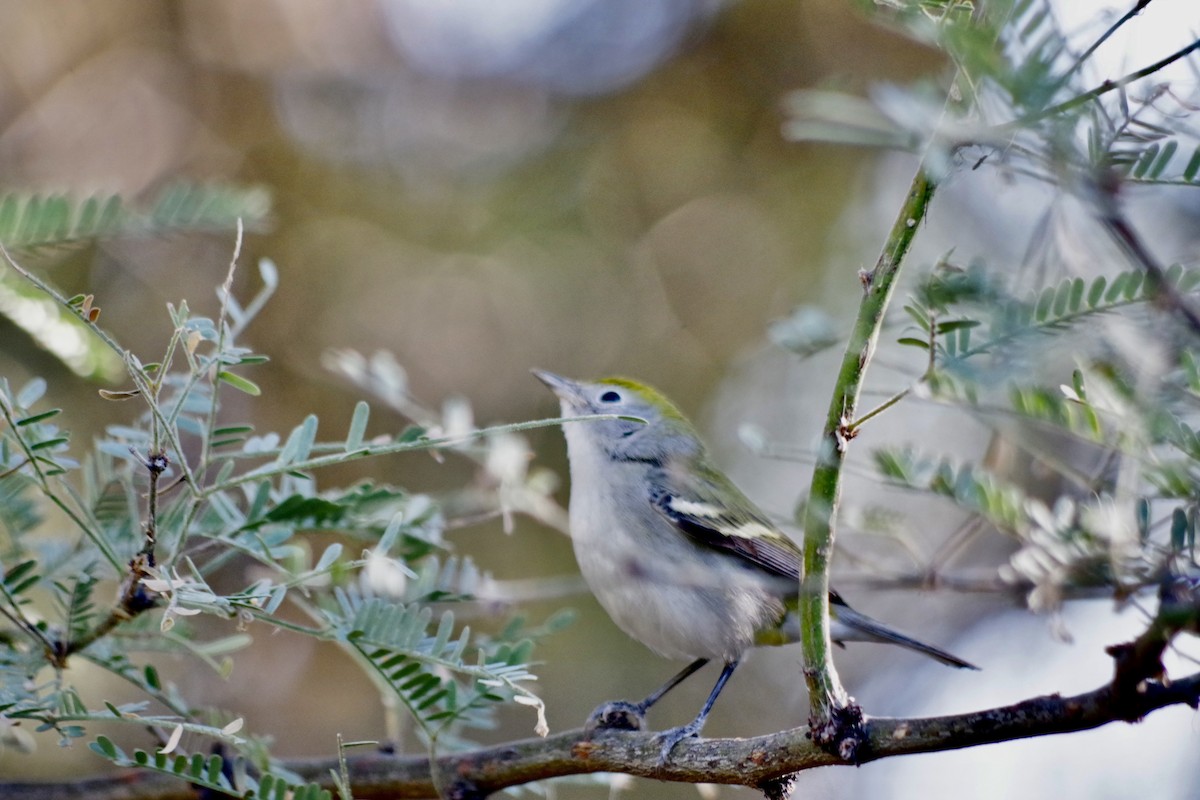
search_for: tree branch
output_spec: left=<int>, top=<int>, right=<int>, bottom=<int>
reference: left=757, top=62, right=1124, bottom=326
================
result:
left=4, top=666, right=1196, bottom=800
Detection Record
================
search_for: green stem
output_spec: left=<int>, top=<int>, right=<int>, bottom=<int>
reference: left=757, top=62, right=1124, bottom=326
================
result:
left=799, top=167, right=936, bottom=726
left=197, top=414, right=618, bottom=497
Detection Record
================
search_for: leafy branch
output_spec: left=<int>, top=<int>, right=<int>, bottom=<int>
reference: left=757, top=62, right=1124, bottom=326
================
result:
left=0, top=240, right=570, bottom=784
left=0, top=184, right=271, bottom=250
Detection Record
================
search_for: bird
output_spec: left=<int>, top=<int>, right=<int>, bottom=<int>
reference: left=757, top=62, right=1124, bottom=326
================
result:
left=533, top=370, right=977, bottom=760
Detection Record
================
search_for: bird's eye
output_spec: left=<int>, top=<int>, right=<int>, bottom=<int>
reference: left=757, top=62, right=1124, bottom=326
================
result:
left=599, top=390, right=621, bottom=403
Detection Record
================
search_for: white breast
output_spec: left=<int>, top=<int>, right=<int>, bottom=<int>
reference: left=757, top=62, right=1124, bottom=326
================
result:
left=562, top=431, right=782, bottom=662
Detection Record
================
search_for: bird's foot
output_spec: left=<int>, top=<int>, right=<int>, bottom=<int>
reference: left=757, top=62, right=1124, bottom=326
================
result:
left=585, top=700, right=646, bottom=733
left=655, top=720, right=702, bottom=764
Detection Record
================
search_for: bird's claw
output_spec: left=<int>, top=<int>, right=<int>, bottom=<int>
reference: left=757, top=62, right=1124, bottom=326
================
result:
left=585, top=700, right=646, bottom=733
left=655, top=720, right=701, bottom=764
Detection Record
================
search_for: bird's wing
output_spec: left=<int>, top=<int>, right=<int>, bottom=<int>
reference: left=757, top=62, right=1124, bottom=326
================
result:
left=648, top=459, right=802, bottom=582
left=648, top=462, right=980, bottom=669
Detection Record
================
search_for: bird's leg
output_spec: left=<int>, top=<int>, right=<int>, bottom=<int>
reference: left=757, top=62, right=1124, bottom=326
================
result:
left=655, top=660, right=738, bottom=763
left=585, top=658, right=709, bottom=732
left=639, top=658, right=710, bottom=712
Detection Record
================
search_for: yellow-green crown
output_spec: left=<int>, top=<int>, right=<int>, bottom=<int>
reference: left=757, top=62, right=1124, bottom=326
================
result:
left=597, top=377, right=694, bottom=427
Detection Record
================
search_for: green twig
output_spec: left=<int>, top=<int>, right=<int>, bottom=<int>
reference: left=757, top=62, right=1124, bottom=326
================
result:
left=847, top=312, right=937, bottom=435
left=846, top=386, right=911, bottom=434
left=196, top=414, right=623, bottom=497
left=800, top=167, right=936, bottom=741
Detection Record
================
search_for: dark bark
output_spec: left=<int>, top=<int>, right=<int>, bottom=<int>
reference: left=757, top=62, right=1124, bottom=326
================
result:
left=4, top=668, right=1196, bottom=800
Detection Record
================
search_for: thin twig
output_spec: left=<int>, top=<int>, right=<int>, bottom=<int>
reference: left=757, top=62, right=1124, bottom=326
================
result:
left=56, top=451, right=168, bottom=663
left=848, top=314, right=937, bottom=435
left=0, top=594, right=58, bottom=663
left=1051, top=1, right=1154, bottom=95
left=0, top=456, right=30, bottom=480
left=196, top=414, right=623, bottom=497
left=198, top=220, right=244, bottom=474
left=1011, top=35, right=1200, bottom=128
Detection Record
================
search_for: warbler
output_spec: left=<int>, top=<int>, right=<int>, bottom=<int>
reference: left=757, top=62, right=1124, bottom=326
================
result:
left=533, top=370, right=977, bottom=759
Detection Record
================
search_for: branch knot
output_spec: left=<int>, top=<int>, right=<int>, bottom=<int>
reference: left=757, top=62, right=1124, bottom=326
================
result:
left=808, top=700, right=868, bottom=764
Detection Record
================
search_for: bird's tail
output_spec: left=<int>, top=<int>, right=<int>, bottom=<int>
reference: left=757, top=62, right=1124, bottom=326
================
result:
left=828, top=595, right=978, bottom=670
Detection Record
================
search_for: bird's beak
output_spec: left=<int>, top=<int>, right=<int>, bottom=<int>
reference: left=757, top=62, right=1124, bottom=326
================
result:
left=531, top=369, right=580, bottom=400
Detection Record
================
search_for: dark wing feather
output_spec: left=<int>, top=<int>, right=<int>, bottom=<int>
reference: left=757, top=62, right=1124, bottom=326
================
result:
left=648, top=461, right=802, bottom=582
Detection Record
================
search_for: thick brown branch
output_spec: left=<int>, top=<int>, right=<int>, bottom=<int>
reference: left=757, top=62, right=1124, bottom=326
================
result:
left=5, top=669, right=1197, bottom=800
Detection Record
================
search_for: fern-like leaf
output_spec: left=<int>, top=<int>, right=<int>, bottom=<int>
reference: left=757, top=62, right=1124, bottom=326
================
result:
left=88, top=735, right=330, bottom=800
left=875, top=447, right=1032, bottom=536
left=0, top=184, right=270, bottom=249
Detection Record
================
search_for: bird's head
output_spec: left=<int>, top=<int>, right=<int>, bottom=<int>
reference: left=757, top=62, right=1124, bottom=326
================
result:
left=532, top=370, right=703, bottom=463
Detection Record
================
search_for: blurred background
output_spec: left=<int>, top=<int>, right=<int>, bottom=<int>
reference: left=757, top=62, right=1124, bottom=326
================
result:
left=1, top=1, right=1198, bottom=797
